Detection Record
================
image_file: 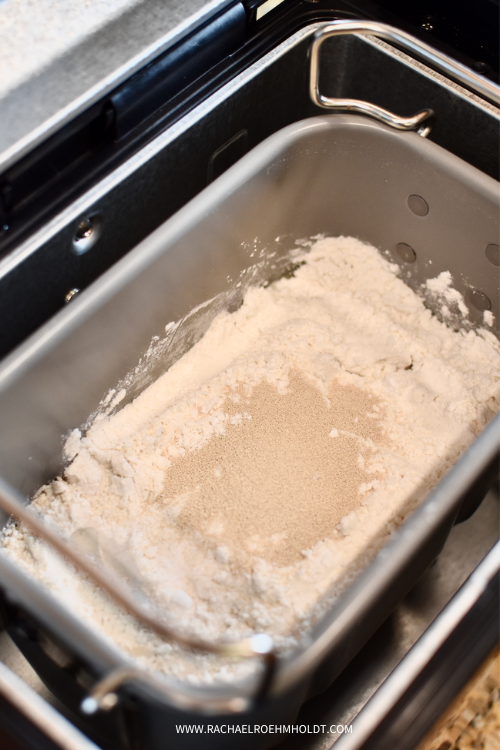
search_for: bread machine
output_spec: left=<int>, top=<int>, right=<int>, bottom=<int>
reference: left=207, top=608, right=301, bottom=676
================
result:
left=0, top=2, right=498, bottom=749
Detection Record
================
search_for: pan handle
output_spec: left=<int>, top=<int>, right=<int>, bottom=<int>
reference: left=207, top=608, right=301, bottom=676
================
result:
left=0, top=477, right=277, bottom=714
left=310, top=20, right=499, bottom=137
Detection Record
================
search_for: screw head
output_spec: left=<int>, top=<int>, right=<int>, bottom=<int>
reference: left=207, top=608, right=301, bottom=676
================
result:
left=73, top=214, right=102, bottom=255
left=65, top=288, right=80, bottom=303
left=76, top=219, right=92, bottom=241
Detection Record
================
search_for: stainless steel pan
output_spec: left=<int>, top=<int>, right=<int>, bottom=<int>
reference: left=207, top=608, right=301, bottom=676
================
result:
left=0, top=22, right=498, bottom=750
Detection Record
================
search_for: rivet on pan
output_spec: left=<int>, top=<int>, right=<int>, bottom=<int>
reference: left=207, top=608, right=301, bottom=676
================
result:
left=485, top=244, right=500, bottom=266
left=81, top=691, right=118, bottom=714
left=396, top=243, right=417, bottom=263
left=469, top=289, right=491, bottom=312
left=73, top=214, right=102, bottom=255
left=65, top=288, right=80, bottom=303
left=407, top=195, right=429, bottom=216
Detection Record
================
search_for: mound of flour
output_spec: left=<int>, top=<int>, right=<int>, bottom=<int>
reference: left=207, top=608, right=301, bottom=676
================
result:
left=2, top=236, right=499, bottom=684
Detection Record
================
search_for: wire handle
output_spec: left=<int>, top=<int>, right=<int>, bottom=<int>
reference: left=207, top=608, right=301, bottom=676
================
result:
left=310, top=20, right=500, bottom=136
left=0, top=478, right=276, bottom=714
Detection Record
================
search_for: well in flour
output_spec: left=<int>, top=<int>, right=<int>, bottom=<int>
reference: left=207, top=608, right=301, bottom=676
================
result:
left=167, top=371, right=386, bottom=568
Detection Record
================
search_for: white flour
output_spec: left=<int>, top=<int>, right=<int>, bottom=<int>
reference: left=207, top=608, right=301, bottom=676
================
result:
left=2, top=236, right=499, bottom=685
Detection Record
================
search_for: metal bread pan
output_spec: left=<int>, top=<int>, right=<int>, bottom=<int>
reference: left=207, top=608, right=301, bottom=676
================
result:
left=0, top=112, right=498, bottom=749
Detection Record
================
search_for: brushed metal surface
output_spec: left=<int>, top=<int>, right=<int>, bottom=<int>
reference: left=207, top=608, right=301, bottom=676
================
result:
left=0, top=114, right=498, bottom=740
